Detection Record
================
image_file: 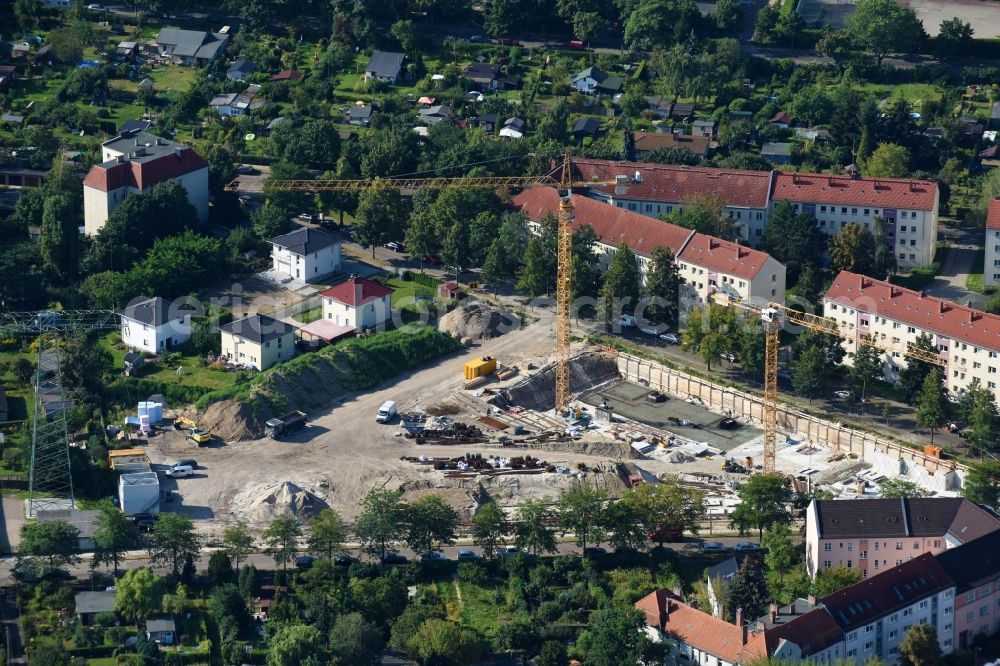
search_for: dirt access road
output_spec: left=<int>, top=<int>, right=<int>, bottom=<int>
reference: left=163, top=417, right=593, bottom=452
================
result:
left=148, top=318, right=643, bottom=537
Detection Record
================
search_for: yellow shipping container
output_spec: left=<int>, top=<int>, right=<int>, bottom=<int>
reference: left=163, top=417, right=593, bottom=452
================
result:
left=464, top=356, right=497, bottom=380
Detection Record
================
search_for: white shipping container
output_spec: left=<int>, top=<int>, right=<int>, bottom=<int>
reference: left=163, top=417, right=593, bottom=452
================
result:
left=118, top=471, right=160, bottom=516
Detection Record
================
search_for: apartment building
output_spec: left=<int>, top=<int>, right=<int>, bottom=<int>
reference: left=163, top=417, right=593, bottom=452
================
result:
left=984, top=199, right=1000, bottom=288
left=770, top=172, right=939, bottom=271
left=83, top=130, right=208, bottom=235
left=821, top=553, right=956, bottom=663
left=547, top=159, right=940, bottom=270
left=512, top=187, right=786, bottom=307
left=936, top=529, right=1000, bottom=650
left=823, top=271, right=1000, bottom=400
left=805, top=498, right=1000, bottom=579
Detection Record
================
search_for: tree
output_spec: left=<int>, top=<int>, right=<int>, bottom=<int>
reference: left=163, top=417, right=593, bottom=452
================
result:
left=624, top=477, right=705, bottom=546
left=39, top=195, right=78, bottom=281
left=391, top=19, right=421, bottom=52
left=935, top=17, right=973, bottom=59
left=263, top=516, right=302, bottom=572
left=878, top=479, right=928, bottom=498
left=481, top=239, right=508, bottom=293
left=471, top=501, right=509, bottom=559
left=728, top=556, right=771, bottom=621
left=441, top=221, right=470, bottom=275
left=404, top=494, right=458, bottom=555
left=646, top=146, right=702, bottom=166
left=60, top=331, right=111, bottom=393
left=762, top=523, right=795, bottom=582
left=713, top=0, right=743, bottom=32
left=14, top=0, right=42, bottom=30
left=513, top=498, right=557, bottom=555
left=683, top=303, right=739, bottom=372
left=572, top=12, right=604, bottom=45
left=962, top=461, right=1000, bottom=508
left=483, top=0, right=519, bottom=38
left=730, top=474, right=792, bottom=539
left=575, top=606, right=664, bottom=666
left=354, top=488, right=405, bottom=560
left=114, top=567, right=164, bottom=624
left=864, top=143, right=911, bottom=178
left=625, top=0, right=676, bottom=49
left=898, top=334, right=937, bottom=403
left=307, top=508, right=347, bottom=560
left=92, top=505, right=137, bottom=575
left=19, top=520, right=79, bottom=569
left=845, top=0, right=924, bottom=65
left=354, top=185, right=405, bottom=258
left=666, top=196, right=740, bottom=241
left=537, top=103, right=570, bottom=143
left=557, top=486, right=608, bottom=553
left=148, top=513, right=201, bottom=578
left=269, top=120, right=341, bottom=168
left=238, top=564, right=260, bottom=599
left=850, top=343, right=882, bottom=401
left=516, top=236, right=549, bottom=297
left=967, top=383, right=1000, bottom=458
left=812, top=566, right=864, bottom=597
left=828, top=224, right=875, bottom=275
left=765, top=201, right=825, bottom=283
left=915, top=369, right=946, bottom=443
left=268, top=624, right=326, bottom=666
left=600, top=242, right=641, bottom=328
left=899, top=623, right=942, bottom=666
left=643, top=246, right=680, bottom=328
left=48, top=26, right=84, bottom=64
left=251, top=199, right=290, bottom=240
left=536, top=640, right=569, bottom=666
left=329, top=612, right=384, bottom=666
left=390, top=605, right=447, bottom=652
left=406, top=619, right=486, bottom=665
left=791, top=344, right=828, bottom=402
left=871, top=215, right=897, bottom=278
left=222, top=524, right=256, bottom=571
left=208, top=550, right=234, bottom=584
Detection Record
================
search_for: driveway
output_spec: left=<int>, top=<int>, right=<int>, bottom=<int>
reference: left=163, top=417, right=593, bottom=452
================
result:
left=923, top=227, right=988, bottom=309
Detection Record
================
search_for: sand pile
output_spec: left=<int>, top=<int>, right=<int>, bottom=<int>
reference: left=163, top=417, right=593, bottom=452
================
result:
left=200, top=399, right=263, bottom=441
left=231, top=481, right=328, bottom=524
left=438, top=303, right=519, bottom=342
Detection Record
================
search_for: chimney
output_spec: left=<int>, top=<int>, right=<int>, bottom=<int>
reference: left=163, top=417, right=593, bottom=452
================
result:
left=967, top=300, right=973, bottom=307
left=735, top=608, right=743, bottom=629
left=789, top=601, right=796, bottom=615
left=354, top=278, right=363, bottom=306
left=134, top=138, right=139, bottom=146
left=769, top=602, right=778, bottom=624
left=174, top=147, right=183, bottom=159
left=807, top=594, right=817, bottom=606
left=742, top=624, right=749, bottom=646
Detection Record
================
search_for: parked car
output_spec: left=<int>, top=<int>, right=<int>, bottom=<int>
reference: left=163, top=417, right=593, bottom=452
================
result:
left=419, top=550, right=446, bottom=561
left=494, top=38, right=520, bottom=45
left=86, top=3, right=107, bottom=10
left=423, top=255, right=442, bottom=265
left=165, top=465, right=194, bottom=478
left=381, top=553, right=408, bottom=565
left=297, top=212, right=315, bottom=221
left=619, top=314, right=637, bottom=328
left=660, top=333, right=679, bottom=344
left=720, top=352, right=737, bottom=363
left=238, top=195, right=252, bottom=206
left=295, top=555, right=316, bottom=569
left=385, top=241, right=405, bottom=252
left=334, top=554, right=359, bottom=566
left=701, top=542, right=728, bottom=553
left=496, top=545, right=520, bottom=557
left=469, top=35, right=488, bottom=42
left=833, top=390, right=852, bottom=400
left=176, top=459, right=197, bottom=469
left=457, top=549, right=480, bottom=561
left=650, top=545, right=675, bottom=557
left=732, top=542, right=759, bottom=552
left=236, top=165, right=257, bottom=175
left=639, top=325, right=659, bottom=336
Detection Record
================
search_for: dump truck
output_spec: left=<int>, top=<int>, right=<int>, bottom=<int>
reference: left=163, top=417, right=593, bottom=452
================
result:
left=187, top=428, right=213, bottom=446
left=265, top=411, right=307, bottom=439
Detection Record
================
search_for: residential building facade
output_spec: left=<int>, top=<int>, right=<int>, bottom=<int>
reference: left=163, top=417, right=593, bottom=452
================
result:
left=269, top=228, right=341, bottom=284
left=120, top=296, right=192, bottom=355
left=320, top=277, right=393, bottom=331
left=984, top=199, right=1000, bottom=288
left=154, top=28, right=228, bottom=66
left=513, top=187, right=786, bottom=308
left=83, top=130, right=209, bottom=235
left=219, top=315, right=294, bottom=371
left=936, top=530, right=1000, bottom=649
left=805, top=498, right=1000, bottom=579
left=823, top=271, right=1000, bottom=402
left=364, top=51, right=405, bottom=83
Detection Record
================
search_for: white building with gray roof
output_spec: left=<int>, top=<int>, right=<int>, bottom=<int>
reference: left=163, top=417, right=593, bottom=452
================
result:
left=120, top=296, right=192, bottom=355
left=155, top=28, right=229, bottom=66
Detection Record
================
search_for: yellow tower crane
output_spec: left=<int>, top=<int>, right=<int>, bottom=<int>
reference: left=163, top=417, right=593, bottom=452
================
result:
left=227, top=152, right=626, bottom=411
left=710, top=294, right=946, bottom=474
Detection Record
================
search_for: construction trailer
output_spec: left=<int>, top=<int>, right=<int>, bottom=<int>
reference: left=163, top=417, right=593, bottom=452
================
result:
left=118, top=471, right=160, bottom=516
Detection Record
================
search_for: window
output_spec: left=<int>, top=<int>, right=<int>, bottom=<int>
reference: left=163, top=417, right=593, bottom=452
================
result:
left=864, top=641, right=874, bottom=651
left=968, top=592, right=976, bottom=603
left=820, top=206, right=827, bottom=212
left=982, top=585, right=992, bottom=598
left=842, top=207, right=848, bottom=214
left=824, top=560, right=832, bottom=568
left=847, top=632, right=857, bottom=642
left=890, top=614, right=898, bottom=623
left=852, top=208, right=858, bottom=214
left=824, top=543, right=832, bottom=551
left=968, top=611, right=975, bottom=623
left=981, top=605, right=990, bottom=617
left=919, top=600, right=928, bottom=610
left=865, top=209, right=870, bottom=215
left=903, top=608, right=912, bottom=617
left=864, top=625, right=873, bottom=634
left=896, top=542, right=903, bottom=550
left=848, top=543, right=854, bottom=551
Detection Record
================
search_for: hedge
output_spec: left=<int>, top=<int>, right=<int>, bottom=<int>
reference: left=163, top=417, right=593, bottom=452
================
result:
left=105, top=378, right=215, bottom=408
left=409, top=272, right=443, bottom=289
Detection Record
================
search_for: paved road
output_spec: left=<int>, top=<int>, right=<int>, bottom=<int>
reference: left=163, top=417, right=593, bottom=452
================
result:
left=924, top=225, right=988, bottom=309
left=0, top=589, right=26, bottom=666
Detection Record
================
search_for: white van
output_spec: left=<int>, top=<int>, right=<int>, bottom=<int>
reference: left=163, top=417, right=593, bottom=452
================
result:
left=165, top=465, right=194, bottom=478
left=376, top=400, right=397, bottom=423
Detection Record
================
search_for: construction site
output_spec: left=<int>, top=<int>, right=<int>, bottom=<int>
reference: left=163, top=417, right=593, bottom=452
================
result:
left=129, top=306, right=965, bottom=538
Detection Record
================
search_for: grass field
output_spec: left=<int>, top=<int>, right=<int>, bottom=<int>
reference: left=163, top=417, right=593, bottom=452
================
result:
left=99, top=333, right=238, bottom=391
left=386, top=276, right=438, bottom=309
left=296, top=306, right=323, bottom=324
left=967, top=248, right=985, bottom=293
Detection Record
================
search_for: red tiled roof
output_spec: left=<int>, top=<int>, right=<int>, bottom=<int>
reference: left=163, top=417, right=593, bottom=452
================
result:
left=679, top=232, right=774, bottom=280
left=772, top=172, right=937, bottom=211
left=269, top=70, right=302, bottom=81
left=555, top=158, right=774, bottom=209
left=821, top=553, right=953, bottom=631
left=82, top=149, right=208, bottom=193
left=319, top=276, right=392, bottom=306
left=635, top=590, right=767, bottom=663
left=763, top=607, right=844, bottom=656
left=824, top=271, right=1000, bottom=352
left=769, top=111, right=793, bottom=125
left=987, top=198, right=1000, bottom=230
left=634, top=132, right=710, bottom=156
left=512, top=187, right=694, bottom=257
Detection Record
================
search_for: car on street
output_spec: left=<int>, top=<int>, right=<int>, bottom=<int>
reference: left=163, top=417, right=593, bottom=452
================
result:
left=419, top=550, right=446, bottom=561
left=457, top=549, right=480, bottom=561
left=833, top=390, right=852, bottom=400
left=639, top=325, right=659, bottom=336
left=297, top=212, right=315, bottom=221
left=236, top=165, right=257, bottom=175
left=334, top=554, right=359, bottom=566
left=385, top=241, right=405, bottom=252
left=733, top=542, right=759, bottom=552
left=381, top=553, right=408, bottom=565
left=618, top=314, right=636, bottom=328
left=660, top=333, right=679, bottom=344
left=87, top=3, right=107, bottom=10
left=296, top=555, right=316, bottom=569
left=701, top=541, right=728, bottom=553
left=469, top=35, right=488, bottom=42
left=721, top=352, right=737, bottom=363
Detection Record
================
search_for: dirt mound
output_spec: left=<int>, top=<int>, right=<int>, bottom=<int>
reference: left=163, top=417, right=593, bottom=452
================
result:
left=200, top=400, right=263, bottom=441
left=438, top=303, right=519, bottom=341
left=500, top=352, right=619, bottom=412
left=231, top=481, right=329, bottom=524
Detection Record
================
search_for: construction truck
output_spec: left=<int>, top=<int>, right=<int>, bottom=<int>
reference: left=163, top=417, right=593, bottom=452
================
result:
left=188, top=428, right=213, bottom=446
left=265, top=411, right=307, bottom=439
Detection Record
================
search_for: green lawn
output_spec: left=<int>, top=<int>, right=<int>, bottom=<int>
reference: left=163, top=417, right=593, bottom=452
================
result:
left=887, top=83, right=942, bottom=106
left=967, top=248, right=985, bottom=293
left=386, top=276, right=438, bottom=309
left=148, top=65, right=198, bottom=96
left=434, top=580, right=530, bottom=637
left=99, top=333, right=238, bottom=391
left=296, top=306, right=323, bottom=324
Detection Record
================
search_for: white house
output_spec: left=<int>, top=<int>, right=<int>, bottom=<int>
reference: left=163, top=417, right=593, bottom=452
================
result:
left=270, top=227, right=341, bottom=283
left=83, top=130, right=209, bottom=236
left=120, top=296, right=192, bottom=354
left=984, top=199, right=1000, bottom=287
left=320, top=277, right=393, bottom=332
left=219, top=315, right=294, bottom=371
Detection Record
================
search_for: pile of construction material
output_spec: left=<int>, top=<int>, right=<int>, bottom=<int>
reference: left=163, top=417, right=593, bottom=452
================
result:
left=404, top=420, right=488, bottom=444
left=401, top=452, right=550, bottom=477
